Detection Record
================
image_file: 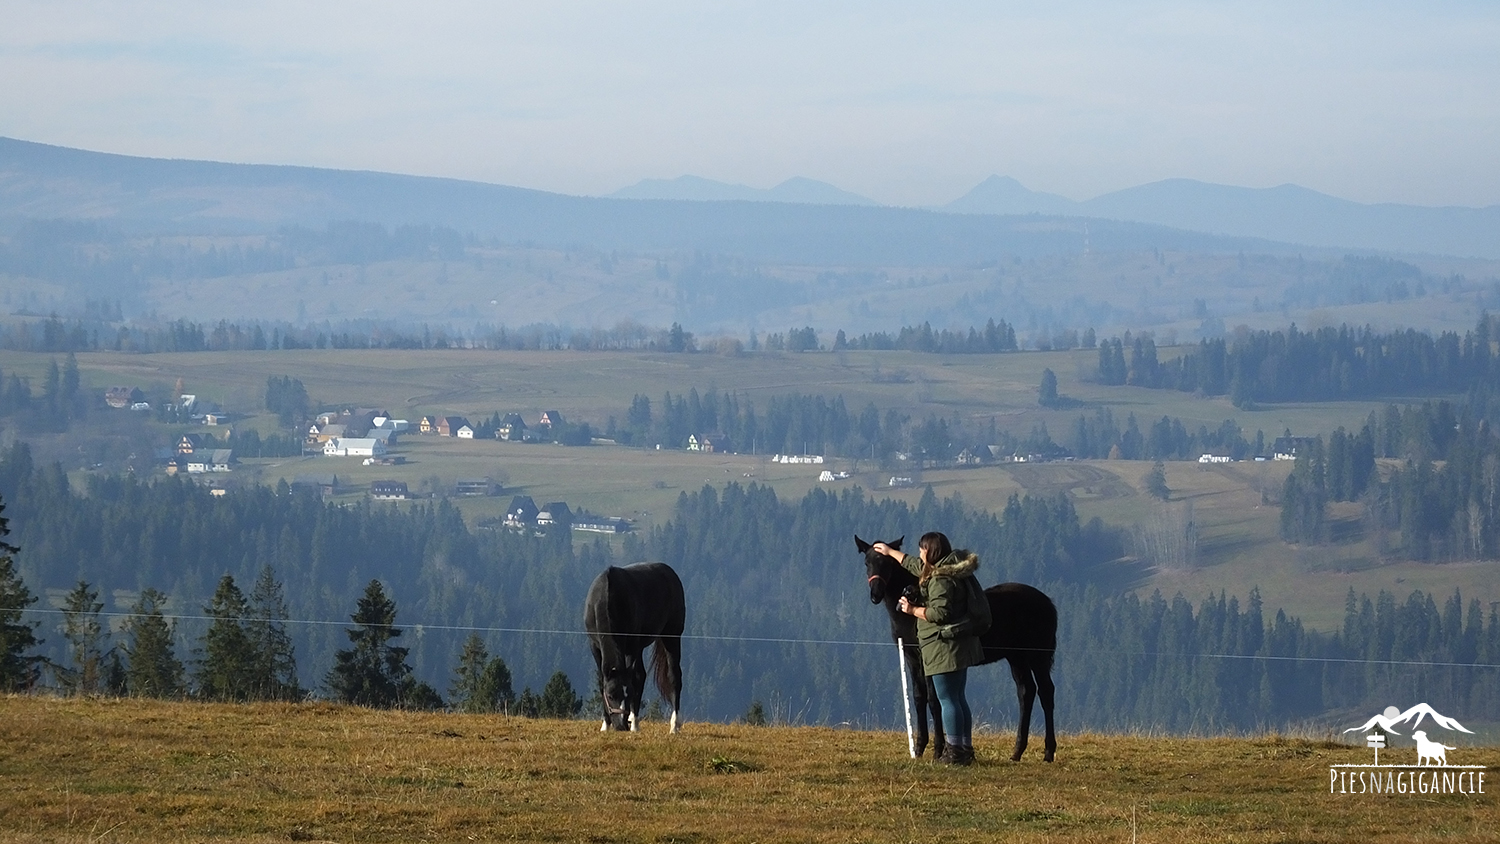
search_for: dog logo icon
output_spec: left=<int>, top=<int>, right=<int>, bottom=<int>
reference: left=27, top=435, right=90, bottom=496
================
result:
left=1410, top=731, right=1457, bottom=767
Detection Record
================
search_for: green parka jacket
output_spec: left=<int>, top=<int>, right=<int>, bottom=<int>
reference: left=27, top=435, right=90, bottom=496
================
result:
left=898, top=550, right=991, bottom=675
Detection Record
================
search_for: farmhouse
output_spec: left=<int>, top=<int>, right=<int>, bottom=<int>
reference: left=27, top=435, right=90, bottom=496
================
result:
left=456, top=424, right=476, bottom=439
left=1273, top=436, right=1317, bottom=461
left=536, top=501, right=573, bottom=528
left=454, top=478, right=496, bottom=497
left=323, top=437, right=387, bottom=457
left=436, top=416, right=470, bottom=437
left=687, top=433, right=728, bottom=453
left=185, top=449, right=236, bottom=473
left=496, top=414, right=528, bottom=441
left=364, top=427, right=398, bottom=446
left=105, top=386, right=144, bottom=408
left=574, top=514, right=630, bottom=534
left=370, top=480, right=410, bottom=500
left=504, top=495, right=539, bottom=529
left=538, top=410, right=565, bottom=429
left=290, top=475, right=341, bottom=496
left=177, top=434, right=208, bottom=454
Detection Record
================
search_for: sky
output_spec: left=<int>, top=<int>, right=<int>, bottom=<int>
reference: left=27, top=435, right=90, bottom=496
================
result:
left=2, top=1, right=1498, bottom=208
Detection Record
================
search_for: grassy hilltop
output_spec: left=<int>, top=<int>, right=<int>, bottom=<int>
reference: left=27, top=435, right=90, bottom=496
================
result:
left=2, top=695, right=1496, bottom=843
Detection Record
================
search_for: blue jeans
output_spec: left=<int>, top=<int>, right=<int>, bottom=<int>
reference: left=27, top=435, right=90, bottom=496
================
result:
left=931, top=668, right=972, bottom=743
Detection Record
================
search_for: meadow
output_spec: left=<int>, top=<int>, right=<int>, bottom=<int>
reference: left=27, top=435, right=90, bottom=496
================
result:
left=4, top=345, right=1496, bottom=632
left=1, top=695, right=1495, bottom=843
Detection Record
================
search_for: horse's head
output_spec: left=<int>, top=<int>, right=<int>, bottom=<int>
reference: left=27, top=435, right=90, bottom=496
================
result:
left=598, top=655, right=637, bottom=731
left=854, top=535, right=903, bottom=604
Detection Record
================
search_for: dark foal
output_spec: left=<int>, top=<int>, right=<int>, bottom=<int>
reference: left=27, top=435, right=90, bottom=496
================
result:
left=856, top=535, right=1058, bottom=762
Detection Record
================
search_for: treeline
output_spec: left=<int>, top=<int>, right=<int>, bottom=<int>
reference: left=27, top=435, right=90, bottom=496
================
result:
left=1273, top=397, right=1500, bottom=555
left=0, top=354, right=85, bottom=433
left=833, top=318, right=1024, bottom=353
left=5, top=445, right=1496, bottom=730
left=1353, top=395, right=1500, bottom=560
left=1099, top=316, right=1500, bottom=408
left=1063, top=584, right=1500, bottom=731
left=0, top=314, right=700, bottom=355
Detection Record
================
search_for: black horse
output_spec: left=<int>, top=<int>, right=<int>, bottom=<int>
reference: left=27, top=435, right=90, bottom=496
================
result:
left=583, top=562, right=685, bottom=733
left=856, top=536, right=1058, bottom=762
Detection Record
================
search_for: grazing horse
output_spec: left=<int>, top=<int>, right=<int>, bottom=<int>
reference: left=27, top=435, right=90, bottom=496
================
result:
left=856, top=535, right=1058, bottom=762
left=584, top=562, right=686, bottom=733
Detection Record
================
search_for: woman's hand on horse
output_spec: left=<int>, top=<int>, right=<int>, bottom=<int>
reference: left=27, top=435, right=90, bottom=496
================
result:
left=873, top=542, right=896, bottom=558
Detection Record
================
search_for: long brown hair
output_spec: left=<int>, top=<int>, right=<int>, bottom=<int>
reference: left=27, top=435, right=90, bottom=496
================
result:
left=917, top=531, right=952, bottom=585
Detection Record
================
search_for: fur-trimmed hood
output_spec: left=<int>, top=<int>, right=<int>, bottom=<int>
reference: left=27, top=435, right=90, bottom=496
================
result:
left=925, top=549, right=980, bottom=581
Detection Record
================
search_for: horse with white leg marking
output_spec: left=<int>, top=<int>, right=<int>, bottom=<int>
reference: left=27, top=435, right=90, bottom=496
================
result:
left=583, top=562, right=685, bottom=733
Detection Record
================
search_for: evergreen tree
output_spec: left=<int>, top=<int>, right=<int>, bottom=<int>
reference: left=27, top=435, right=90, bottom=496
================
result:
left=245, top=565, right=301, bottom=701
left=1038, top=368, right=1059, bottom=407
left=123, top=588, right=184, bottom=698
left=538, top=670, right=583, bottom=719
left=397, top=676, right=445, bottom=710
left=516, top=687, right=541, bottom=718
left=0, top=495, right=41, bottom=691
left=449, top=634, right=514, bottom=714
left=197, top=574, right=255, bottom=701
left=326, top=580, right=410, bottom=708
left=1143, top=461, right=1171, bottom=501
left=60, top=580, right=106, bottom=696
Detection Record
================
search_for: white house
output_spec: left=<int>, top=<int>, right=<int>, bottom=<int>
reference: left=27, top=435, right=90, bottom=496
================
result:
left=456, top=424, right=476, bottom=439
left=324, top=437, right=387, bottom=457
left=1197, top=454, right=1233, bottom=464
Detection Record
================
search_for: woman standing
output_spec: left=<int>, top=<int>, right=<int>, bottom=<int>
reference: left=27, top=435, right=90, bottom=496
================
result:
left=872, top=532, right=990, bottom=765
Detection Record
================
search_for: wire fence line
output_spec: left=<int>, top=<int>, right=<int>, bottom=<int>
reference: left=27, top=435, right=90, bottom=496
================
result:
left=20, top=605, right=1500, bottom=671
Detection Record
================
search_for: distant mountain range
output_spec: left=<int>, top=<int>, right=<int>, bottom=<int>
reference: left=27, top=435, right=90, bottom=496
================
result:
left=611, top=175, right=878, bottom=206
left=615, top=171, right=1500, bottom=259
left=0, top=137, right=1283, bottom=267
left=945, top=175, right=1500, bottom=259
left=3, top=136, right=1497, bottom=260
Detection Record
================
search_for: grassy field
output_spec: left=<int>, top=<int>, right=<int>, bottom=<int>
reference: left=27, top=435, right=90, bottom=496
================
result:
left=2, top=695, right=1496, bottom=843
left=4, top=346, right=1497, bottom=632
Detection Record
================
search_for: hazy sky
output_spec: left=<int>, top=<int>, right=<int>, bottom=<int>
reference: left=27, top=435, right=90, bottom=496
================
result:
left=3, top=2, right=1497, bottom=207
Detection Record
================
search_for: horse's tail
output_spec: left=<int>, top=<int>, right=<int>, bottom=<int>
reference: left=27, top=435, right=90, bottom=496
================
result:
left=651, top=638, right=673, bottom=701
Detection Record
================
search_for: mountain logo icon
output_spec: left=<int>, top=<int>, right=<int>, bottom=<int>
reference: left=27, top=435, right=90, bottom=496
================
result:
left=1343, top=703, right=1473, bottom=737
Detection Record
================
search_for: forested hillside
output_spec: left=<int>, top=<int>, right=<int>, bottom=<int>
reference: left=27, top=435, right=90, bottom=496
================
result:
left=4, top=443, right=1498, bottom=731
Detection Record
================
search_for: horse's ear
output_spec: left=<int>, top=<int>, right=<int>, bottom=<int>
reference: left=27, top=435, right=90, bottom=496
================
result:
left=891, top=536, right=904, bottom=550
left=854, top=535, right=871, bottom=553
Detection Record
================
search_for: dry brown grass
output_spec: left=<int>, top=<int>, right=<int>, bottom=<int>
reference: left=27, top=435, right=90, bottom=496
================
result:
left=2, top=695, right=1496, bottom=843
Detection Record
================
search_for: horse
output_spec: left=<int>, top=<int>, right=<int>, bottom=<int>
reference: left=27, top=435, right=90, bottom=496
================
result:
left=856, top=535, right=1058, bottom=762
left=583, top=562, right=686, bottom=733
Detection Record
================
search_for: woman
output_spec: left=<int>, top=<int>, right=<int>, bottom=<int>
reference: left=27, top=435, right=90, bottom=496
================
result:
left=872, top=531, right=990, bottom=765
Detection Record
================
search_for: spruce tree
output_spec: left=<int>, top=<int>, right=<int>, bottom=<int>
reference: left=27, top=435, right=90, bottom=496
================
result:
left=538, top=670, right=583, bottom=719
left=1038, top=368, right=1059, bottom=407
left=123, top=588, right=184, bottom=698
left=326, top=580, right=410, bottom=708
left=246, top=565, right=301, bottom=701
left=0, top=495, right=41, bottom=692
left=60, top=580, right=107, bottom=696
left=197, top=574, right=255, bottom=701
left=449, top=634, right=513, bottom=714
